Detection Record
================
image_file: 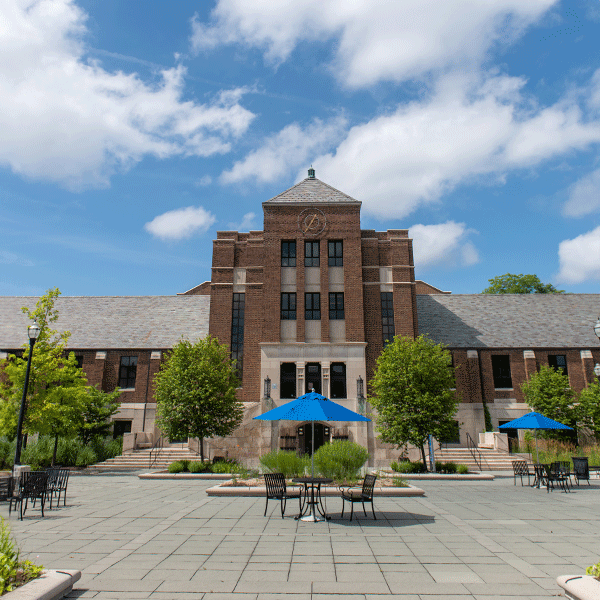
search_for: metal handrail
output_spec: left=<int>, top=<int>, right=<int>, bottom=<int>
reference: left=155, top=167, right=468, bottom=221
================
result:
left=465, top=432, right=483, bottom=471
left=149, top=436, right=164, bottom=469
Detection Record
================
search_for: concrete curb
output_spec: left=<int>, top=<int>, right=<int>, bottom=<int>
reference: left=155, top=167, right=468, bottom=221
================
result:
left=389, top=473, right=494, bottom=480
left=137, top=472, right=233, bottom=480
left=5, top=569, right=81, bottom=600
left=556, top=574, right=600, bottom=600
left=206, top=484, right=425, bottom=497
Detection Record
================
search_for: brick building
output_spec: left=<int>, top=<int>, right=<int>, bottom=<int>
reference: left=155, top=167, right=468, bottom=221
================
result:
left=1, top=169, right=600, bottom=465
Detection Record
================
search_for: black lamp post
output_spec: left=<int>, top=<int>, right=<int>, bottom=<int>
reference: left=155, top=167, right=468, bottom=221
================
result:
left=357, top=376, right=365, bottom=414
left=14, top=321, right=40, bottom=468
left=264, top=376, right=271, bottom=399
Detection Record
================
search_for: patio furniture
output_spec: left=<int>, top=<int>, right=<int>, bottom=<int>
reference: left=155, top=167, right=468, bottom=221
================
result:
left=533, top=463, right=547, bottom=488
left=263, top=473, right=302, bottom=519
left=340, top=474, right=377, bottom=521
left=511, top=460, right=531, bottom=486
left=292, top=476, right=333, bottom=522
left=572, top=457, right=590, bottom=486
left=46, top=468, right=70, bottom=508
left=556, top=461, right=573, bottom=489
left=9, top=471, right=49, bottom=520
left=0, top=476, right=13, bottom=501
left=543, top=463, right=569, bottom=493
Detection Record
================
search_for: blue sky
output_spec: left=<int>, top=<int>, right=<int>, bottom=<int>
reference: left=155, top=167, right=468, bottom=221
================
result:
left=2, top=0, right=600, bottom=297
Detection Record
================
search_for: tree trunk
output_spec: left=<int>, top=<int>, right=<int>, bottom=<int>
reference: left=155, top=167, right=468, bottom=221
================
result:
left=420, top=444, right=428, bottom=472
left=200, top=437, right=204, bottom=463
left=52, top=434, right=59, bottom=467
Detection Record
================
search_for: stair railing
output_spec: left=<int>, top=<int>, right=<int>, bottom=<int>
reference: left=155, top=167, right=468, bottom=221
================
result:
left=466, top=432, right=484, bottom=471
left=149, top=436, right=164, bottom=469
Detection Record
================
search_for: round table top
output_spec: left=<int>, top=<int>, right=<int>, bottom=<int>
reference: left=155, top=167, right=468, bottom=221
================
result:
left=292, top=477, right=333, bottom=484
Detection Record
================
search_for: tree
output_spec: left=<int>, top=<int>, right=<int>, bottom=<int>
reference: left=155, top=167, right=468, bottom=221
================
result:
left=79, top=386, right=122, bottom=444
left=520, top=365, right=577, bottom=436
left=482, top=273, right=564, bottom=294
left=154, top=336, right=243, bottom=462
left=0, top=288, right=88, bottom=465
left=369, top=335, right=459, bottom=470
left=576, top=381, right=600, bottom=441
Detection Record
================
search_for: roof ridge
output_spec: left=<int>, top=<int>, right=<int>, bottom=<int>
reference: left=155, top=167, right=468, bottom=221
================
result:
left=265, top=177, right=360, bottom=204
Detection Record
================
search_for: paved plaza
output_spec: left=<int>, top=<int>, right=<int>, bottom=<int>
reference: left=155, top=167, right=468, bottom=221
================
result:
left=3, top=473, right=597, bottom=600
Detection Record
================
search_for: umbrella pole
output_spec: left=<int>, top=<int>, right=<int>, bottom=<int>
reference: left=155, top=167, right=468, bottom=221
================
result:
left=311, top=420, right=315, bottom=478
left=535, top=433, right=539, bottom=464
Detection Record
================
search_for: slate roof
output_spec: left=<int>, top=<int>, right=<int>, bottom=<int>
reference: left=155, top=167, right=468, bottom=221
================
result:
left=265, top=177, right=360, bottom=204
left=0, top=296, right=210, bottom=350
left=417, top=294, right=600, bottom=348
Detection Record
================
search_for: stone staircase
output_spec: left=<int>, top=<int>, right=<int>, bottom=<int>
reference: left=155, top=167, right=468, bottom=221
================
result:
left=428, top=447, right=532, bottom=471
left=90, top=446, right=203, bottom=472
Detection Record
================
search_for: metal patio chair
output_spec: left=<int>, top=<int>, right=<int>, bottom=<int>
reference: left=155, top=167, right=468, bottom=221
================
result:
left=340, top=474, right=377, bottom=521
left=572, top=457, right=590, bottom=486
left=9, top=471, right=49, bottom=520
left=511, top=460, right=531, bottom=486
left=263, top=473, right=302, bottom=518
left=46, top=468, right=70, bottom=508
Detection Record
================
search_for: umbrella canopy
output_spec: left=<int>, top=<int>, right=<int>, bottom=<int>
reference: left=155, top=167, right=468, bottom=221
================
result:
left=254, top=391, right=370, bottom=423
left=498, top=412, right=573, bottom=431
left=498, top=411, right=573, bottom=465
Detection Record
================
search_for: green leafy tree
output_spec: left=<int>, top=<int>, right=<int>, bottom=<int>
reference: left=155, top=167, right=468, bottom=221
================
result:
left=0, top=288, right=88, bottom=465
left=370, top=335, right=459, bottom=470
left=577, top=381, right=600, bottom=440
left=154, top=336, right=243, bottom=462
left=79, top=386, right=122, bottom=444
left=482, top=273, right=564, bottom=294
left=520, top=365, right=577, bottom=435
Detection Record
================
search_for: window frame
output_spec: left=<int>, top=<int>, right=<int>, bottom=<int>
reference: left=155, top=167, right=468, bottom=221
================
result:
left=305, top=292, right=321, bottom=320
left=231, top=293, right=245, bottom=380
left=280, top=363, right=297, bottom=399
left=329, top=292, right=345, bottom=320
left=118, top=356, right=138, bottom=389
left=491, top=355, right=512, bottom=389
left=381, top=291, right=395, bottom=346
left=281, top=240, right=296, bottom=267
left=281, top=292, right=297, bottom=320
left=328, top=240, right=343, bottom=267
left=304, top=240, right=320, bottom=267
left=330, top=362, right=347, bottom=399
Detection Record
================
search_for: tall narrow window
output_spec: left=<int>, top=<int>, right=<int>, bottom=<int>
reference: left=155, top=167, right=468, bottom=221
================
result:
left=381, top=292, right=395, bottom=346
left=548, top=354, right=568, bottom=376
left=492, top=355, right=512, bottom=388
left=280, top=363, right=296, bottom=399
left=281, top=292, right=297, bottom=320
left=304, top=241, right=320, bottom=267
left=231, top=293, right=245, bottom=380
left=330, top=363, right=346, bottom=399
left=118, top=356, right=138, bottom=388
left=305, top=293, right=321, bottom=320
left=328, top=240, right=343, bottom=266
left=329, top=292, right=344, bottom=320
left=281, top=241, right=296, bottom=267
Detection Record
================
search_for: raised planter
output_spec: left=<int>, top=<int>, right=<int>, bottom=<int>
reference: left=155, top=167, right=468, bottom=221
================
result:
left=557, top=575, right=600, bottom=600
left=206, top=484, right=425, bottom=497
left=5, top=569, right=81, bottom=600
left=138, top=472, right=233, bottom=480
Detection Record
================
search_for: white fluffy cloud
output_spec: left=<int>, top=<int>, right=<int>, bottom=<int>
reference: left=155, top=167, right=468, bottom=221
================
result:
left=144, top=206, right=217, bottom=240
left=191, top=0, right=556, bottom=88
left=308, top=72, right=600, bottom=219
left=0, top=0, right=255, bottom=190
left=410, top=222, right=479, bottom=269
left=557, top=226, right=600, bottom=284
left=563, top=169, right=600, bottom=217
left=228, top=212, right=257, bottom=231
left=220, top=117, right=347, bottom=185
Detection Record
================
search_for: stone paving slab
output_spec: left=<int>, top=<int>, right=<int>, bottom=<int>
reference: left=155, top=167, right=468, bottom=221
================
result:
left=2, top=474, right=599, bottom=599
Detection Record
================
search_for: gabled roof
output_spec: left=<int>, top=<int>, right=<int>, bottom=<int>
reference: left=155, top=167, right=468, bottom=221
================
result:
left=0, top=296, right=210, bottom=350
left=417, top=294, right=600, bottom=348
left=264, top=177, right=360, bottom=204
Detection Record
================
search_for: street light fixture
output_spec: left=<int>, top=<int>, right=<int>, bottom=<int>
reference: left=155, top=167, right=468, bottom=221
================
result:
left=14, top=321, right=40, bottom=468
left=594, top=363, right=600, bottom=378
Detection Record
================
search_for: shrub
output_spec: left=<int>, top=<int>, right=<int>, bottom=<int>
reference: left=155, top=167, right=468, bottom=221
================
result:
left=0, top=517, right=43, bottom=594
left=391, top=460, right=414, bottom=474
left=180, top=460, right=190, bottom=472
left=313, top=440, right=369, bottom=481
left=211, top=460, right=242, bottom=474
left=260, top=450, right=309, bottom=478
left=168, top=461, right=184, bottom=473
left=56, top=437, right=82, bottom=466
left=76, top=446, right=97, bottom=467
left=392, top=476, right=409, bottom=487
left=457, top=464, right=469, bottom=474
left=188, top=461, right=205, bottom=473
left=586, top=561, right=600, bottom=579
left=443, top=462, right=457, bottom=474
left=0, top=437, right=12, bottom=469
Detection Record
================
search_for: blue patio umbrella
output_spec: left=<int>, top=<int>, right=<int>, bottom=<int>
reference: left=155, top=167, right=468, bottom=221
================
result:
left=254, top=390, right=370, bottom=478
left=499, top=412, right=573, bottom=462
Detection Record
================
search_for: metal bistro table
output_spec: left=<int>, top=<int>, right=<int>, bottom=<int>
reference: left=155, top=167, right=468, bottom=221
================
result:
left=292, top=477, right=333, bottom=522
